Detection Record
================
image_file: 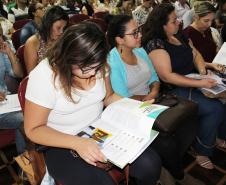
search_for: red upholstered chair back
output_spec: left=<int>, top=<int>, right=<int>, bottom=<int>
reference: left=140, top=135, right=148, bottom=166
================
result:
left=69, top=14, right=90, bottom=24
left=18, top=76, right=29, bottom=113
left=86, top=18, right=107, bottom=33
left=12, top=29, right=22, bottom=50
left=0, top=129, right=16, bottom=148
left=13, top=19, right=31, bottom=30
left=93, top=11, right=108, bottom=20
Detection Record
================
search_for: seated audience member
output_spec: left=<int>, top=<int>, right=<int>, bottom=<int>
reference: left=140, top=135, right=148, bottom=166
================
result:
left=24, top=22, right=161, bottom=185
left=174, top=0, right=190, bottom=21
left=107, top=14, right=202, bottom=185
left=215, top=0, right=226, bottom=29
left=55, top=0, right=67, bottom=6
left=0, top=16, right=13, bottom=36
left=42, top=0, right=56, bottom=8
left=80, top=1, right=94, bottom=16
left=116, top=0, right=135, bottom=15
left=64, top=0, right=80, bottom=15
left=5, top=0, right=17, bottom=13
left=182, top=8, right=195, bottom=29
left=132, top=0, right=154, bottom=26
left=94, top=0, right=109, bottom=12
left=183, top=1, right=222, bottom=63
left=8, top=0, right=29, bottom=23
left=0, top=0, right=8, bottom=18
left=0, top=25, right=25, bottom=155
left=20, top=2, right=45, bottom=45
left=142, top=3, right=226, bottom=170
left=24, top=6, right=68, bottom=74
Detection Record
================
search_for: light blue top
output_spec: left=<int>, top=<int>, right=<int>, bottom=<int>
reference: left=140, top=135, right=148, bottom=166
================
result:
left=0, top=40, right=16, bottom=93
left=108, top=47, right=159, bottom=97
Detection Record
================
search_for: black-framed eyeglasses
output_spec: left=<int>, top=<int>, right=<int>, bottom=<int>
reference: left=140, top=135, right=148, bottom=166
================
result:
left=80, top=63, right=104, bottom=74
left=124, top=26, right=142, bottom=39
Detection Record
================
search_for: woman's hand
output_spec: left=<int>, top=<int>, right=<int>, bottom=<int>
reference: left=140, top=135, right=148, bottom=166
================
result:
left=143, top=99, right=155, bottom=104
left=199, top=78, right=217, bottom=88
left=0, top=42, right=12, bottom=55
left=73, top=137, right=106, bottom=166
left=0, top=92, right=6, bottom=102
left=210, top=63, right=225, bottom=73
left=143, top=91, right=158, bottom=101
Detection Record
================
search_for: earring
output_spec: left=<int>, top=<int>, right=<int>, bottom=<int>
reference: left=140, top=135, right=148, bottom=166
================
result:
left=120, top=45, right=123, bottom=54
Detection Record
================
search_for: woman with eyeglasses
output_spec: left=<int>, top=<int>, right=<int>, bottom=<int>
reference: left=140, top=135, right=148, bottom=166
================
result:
left=142, top=3, right=226, bottom=170
left=24, top=22, right=161, bottom=185
left=20, top=2, right=45, bottom=45
left=24, top=6, right=69, bottom=74
left=107, top=14, right=200, bottom=185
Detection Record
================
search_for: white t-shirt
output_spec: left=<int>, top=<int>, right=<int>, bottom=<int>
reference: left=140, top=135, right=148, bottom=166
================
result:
left=8, top=7, right=28, bottom=23
left=174, top=1, right=190, bottom=21
left=26, top=59, right=106, bottom=135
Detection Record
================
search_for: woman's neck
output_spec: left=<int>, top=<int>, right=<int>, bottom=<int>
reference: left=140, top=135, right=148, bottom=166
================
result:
left=117, top=46, right=133, bottom=58
left=167, top=35, right=181, bottom=45
left=117, top=46, right=137, bottom=65
left=34, top=17, right=42, bottom=27
left=72, top=75, right=96, bottom=90
left=191, top=22, right=204, bottom=34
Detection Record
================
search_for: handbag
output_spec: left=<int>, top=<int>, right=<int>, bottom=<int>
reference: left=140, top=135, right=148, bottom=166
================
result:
left=153, top=93, right=198, bottom=133
left=15, top=150, right=46, bottom=185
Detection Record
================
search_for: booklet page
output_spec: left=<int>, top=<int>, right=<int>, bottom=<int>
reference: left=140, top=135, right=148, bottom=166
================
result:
left=186, top=73, right=226, bottom=95
left=101, top=98, right=167, bottom=137
left=212, top=42, right=226, bottom=65
left=0, top=94, right=21, bottom=114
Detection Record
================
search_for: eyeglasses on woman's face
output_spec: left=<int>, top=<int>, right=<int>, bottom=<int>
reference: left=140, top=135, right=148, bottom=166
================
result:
left=124, top=26, right=142, bottom=39
left=80, top=63, right=104, bottom=74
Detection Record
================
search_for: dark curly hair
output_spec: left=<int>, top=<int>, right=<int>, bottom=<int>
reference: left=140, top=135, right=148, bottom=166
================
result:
left=141, top=3, right=175, bottom=47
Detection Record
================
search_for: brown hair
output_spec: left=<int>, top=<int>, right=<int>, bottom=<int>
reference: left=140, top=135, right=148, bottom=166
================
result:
left=47, top=22, right=109, bottom=102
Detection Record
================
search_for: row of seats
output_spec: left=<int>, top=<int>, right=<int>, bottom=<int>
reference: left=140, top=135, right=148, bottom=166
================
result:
left=12, top=11, right=108, bottom=31
left=11, top=14, right=108, bottom=51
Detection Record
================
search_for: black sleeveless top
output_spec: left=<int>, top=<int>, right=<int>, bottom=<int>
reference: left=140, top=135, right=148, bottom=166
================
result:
left=144, top=34, right=196, bottom=75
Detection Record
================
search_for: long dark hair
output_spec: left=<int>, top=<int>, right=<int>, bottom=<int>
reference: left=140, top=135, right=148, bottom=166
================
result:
left=141, top=3, right=175, bottom=47
left=106, top=14, right=132, bottom=49
left=47, top=22, right=109, bottom=102
left=39, top=6, right=69, bottom=42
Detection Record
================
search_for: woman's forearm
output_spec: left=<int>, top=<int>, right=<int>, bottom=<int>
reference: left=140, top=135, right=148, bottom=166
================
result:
left=163, top=72, right=204, bottom=88
left=104, top=93, right=122, bottom=106
left=25, top=124, right=79, bottom=150
left=7, top=50, right=24, bottom=78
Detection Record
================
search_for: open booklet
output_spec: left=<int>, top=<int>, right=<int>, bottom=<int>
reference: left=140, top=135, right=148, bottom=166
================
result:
left=0, top=94, right=21, bottom=114
left=186, top=73, right=226, bottom=95
left=212, top=42, right=226, bottom=65
left=76, top=98, right=168, bottom=169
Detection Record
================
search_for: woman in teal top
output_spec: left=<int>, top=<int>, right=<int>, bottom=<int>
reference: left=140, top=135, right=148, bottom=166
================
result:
left=106, top=14, right=202, bottom=184
left=107, top=14, right=160, bottom=101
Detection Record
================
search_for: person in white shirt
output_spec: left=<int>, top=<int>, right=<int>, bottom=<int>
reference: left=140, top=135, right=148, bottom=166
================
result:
left=174, top=0, right=190, bottom=21
left=8, top=0, right=29, bottom=23
left=132, top=0, right=154, bottom=25
left=24, top=22, right=161, bottom=185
